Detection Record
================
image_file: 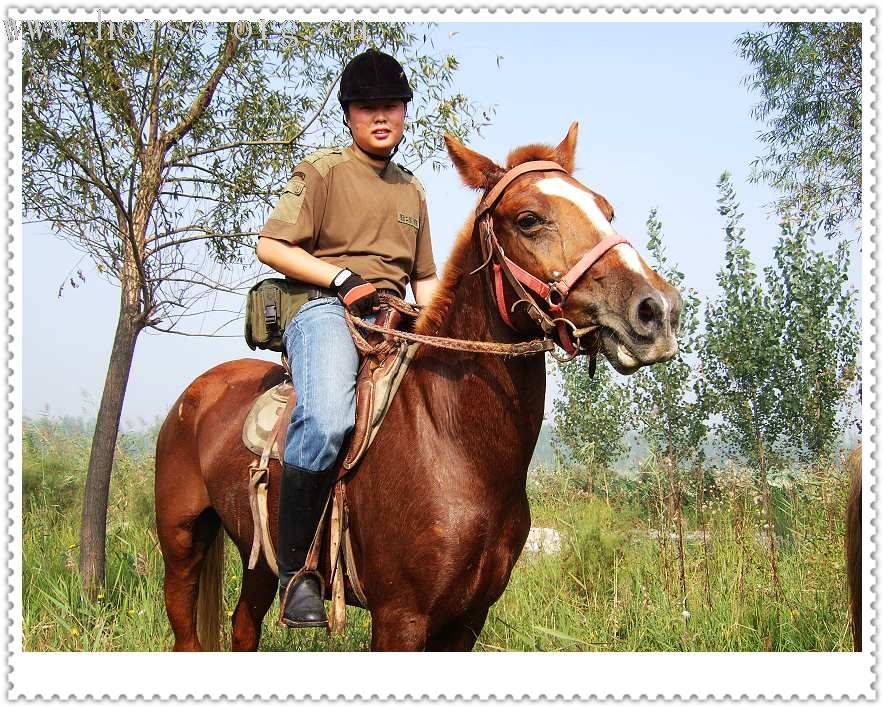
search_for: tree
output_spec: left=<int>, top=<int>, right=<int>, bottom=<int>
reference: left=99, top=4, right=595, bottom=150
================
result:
left=766, top=219, right=860, bottom=464
left=701, top=172, right=790, bottom=590
left=23, top=20, right=490, bottom=595
left=630, top=209, right=707, bottom=477
left=736, top=22, right=862, bottom=235
left=552, top=356, right=631, bottom=497
left=628, top=209, right=707, bottom=631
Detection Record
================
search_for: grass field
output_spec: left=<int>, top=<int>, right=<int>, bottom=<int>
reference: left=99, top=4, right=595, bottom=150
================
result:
left=21, top=417, right=853, bottom=651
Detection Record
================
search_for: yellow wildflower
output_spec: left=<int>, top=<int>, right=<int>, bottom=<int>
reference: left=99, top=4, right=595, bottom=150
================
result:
left=70, top=627, right=80, bottom=637
left=226, top=610, right=234, bottom=618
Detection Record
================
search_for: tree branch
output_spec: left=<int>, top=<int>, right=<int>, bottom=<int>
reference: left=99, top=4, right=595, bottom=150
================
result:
left=148, top=24, right=161, bottom=145
left=144, top=229, right=256, bottom=258
left=91, top=40, right=143, bottom=154
left=164, top=66, right=344, bottom=166
left=26, top=105, right=128, bottom=217
left=162, top=24, right=241, bottom=148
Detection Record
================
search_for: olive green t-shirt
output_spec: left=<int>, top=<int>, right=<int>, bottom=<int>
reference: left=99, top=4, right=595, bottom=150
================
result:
left=259, top=146, right=437, bottom=296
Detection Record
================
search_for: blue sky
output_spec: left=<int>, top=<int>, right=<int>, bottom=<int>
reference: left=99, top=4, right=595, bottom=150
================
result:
left=22, top=21, right=862, bottom=425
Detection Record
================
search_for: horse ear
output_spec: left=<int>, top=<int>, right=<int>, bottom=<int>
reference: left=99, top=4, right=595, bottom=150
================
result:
left=444, top=134, right=504, bottom=190
left=552, top=122, right=579, bottom=173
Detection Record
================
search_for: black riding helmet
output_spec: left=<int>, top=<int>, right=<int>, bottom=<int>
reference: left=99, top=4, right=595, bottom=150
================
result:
left=338, top=48, right=413, bottom=106
left=339, top=49, right=413, bottom=171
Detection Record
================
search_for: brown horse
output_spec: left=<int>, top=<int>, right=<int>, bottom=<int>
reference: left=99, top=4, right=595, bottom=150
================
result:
left=845, top=445, right=861, bottom=651
left=154, top=123, right=682, bottom=651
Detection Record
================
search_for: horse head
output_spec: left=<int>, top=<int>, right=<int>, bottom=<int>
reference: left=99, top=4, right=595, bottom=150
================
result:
left=444, top=122, right=682, bottom=373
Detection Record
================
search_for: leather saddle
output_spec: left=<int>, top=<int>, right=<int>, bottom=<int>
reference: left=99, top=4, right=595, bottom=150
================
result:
left=242, top=306, right=420, bottom=470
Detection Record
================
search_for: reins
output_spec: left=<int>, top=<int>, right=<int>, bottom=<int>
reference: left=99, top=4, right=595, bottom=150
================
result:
left=344, top=293, right=554, bottom=358
left=345, top=159, right=633, bottom=363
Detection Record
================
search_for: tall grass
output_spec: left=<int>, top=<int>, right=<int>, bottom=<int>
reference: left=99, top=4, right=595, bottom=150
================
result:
left=21, top=418, right=852, bottom=651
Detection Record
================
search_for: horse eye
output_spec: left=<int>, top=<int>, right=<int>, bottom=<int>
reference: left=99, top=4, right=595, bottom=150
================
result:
left=516, top=212, right=541, bottom=230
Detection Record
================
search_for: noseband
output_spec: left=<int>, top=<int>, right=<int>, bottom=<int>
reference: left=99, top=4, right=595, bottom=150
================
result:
left=472, top=160, right=632, bottom=362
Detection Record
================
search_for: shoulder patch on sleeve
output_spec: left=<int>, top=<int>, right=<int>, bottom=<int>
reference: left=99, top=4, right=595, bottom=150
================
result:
left=304, top=147, right=349, bottom=178
left=282, top=173, right=306, bottom=196
left=271, top=178, right=308, bottom=224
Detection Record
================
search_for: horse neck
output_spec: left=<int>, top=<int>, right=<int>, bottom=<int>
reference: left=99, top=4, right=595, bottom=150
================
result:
left=418, top=227, right=547, bottom=475
left=433, top=227, right=525, bottom=345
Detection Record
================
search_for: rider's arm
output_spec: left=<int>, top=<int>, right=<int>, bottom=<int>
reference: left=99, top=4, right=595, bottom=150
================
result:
left=412, top=275, right=439, bottom=306
left=256, top=238, right=340, bottom=288
left=256, top=163, right=343, bottom=287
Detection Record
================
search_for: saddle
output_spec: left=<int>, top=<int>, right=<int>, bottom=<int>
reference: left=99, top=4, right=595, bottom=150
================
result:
left=241, top=305, right=420, bottom=633
left=242, top=308, right=419, bottom=467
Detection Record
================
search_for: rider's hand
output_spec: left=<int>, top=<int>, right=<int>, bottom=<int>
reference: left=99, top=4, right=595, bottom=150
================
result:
left=330, top=269, right=380, bottom=317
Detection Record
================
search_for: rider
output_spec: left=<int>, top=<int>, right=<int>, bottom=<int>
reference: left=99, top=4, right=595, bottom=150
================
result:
left=256, top=48, right=439, bottom=628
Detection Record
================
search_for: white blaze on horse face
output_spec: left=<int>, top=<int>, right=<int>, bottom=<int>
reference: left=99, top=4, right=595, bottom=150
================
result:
left=535, top=176, right=650, bottom=278
left=613, top=243, right=652, bottom=278
left=536, top=177, right=616, bottom=236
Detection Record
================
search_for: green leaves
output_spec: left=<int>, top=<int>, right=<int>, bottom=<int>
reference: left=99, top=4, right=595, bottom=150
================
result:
left=701, top=174, right=859, bottom=470
left=552, top=356, right=631, bottom=474
left=767, top=218, right=860, bottom=463
left=23, top=21, right=491, bottom=334
left=735, top=22, right=861, bottom=237
left=702, top=173, right=790, bottom=469
left=629, top=209, right=707, bottom=469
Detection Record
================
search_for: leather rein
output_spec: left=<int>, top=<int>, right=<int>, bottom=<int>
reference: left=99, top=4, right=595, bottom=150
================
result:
left=471, top=160, right=631, bottom=363
left=345, top=159, right=632, bottom=364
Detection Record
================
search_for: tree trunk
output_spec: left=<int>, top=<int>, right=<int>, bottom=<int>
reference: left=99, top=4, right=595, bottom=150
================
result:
left=78, top=299, right=141, bottom=598
left=757, top=436, right=782, bottom=596
left=695, top=458, right=712, bottom=609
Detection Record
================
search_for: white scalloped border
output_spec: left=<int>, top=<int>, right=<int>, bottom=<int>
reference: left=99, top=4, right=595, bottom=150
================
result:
left=3, top=4, right=877, bottom=701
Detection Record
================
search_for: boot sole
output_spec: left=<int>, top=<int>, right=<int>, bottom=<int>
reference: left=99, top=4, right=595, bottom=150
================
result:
left=278, top=617, right=328, bottom=629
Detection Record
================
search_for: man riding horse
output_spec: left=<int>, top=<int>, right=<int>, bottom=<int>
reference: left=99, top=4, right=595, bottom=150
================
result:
left=255, top=49, right=439, bottom=628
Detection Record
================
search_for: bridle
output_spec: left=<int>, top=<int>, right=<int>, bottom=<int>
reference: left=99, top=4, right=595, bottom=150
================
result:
left=471, top=160, right=633, bottom=363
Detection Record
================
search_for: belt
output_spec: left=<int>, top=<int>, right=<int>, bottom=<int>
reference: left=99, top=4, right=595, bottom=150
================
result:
left=307, top=286, right=401, bottom=300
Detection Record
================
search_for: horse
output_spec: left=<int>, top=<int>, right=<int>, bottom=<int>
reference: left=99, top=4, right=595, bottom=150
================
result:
left=154, top=123, right=682, bottom=651
left=845, top=445, right=861, bottom=651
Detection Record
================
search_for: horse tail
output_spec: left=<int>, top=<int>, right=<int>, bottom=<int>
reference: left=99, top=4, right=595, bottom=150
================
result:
left=196, top=526, right=225, bottom=652
left=845, top=446, right=861, bottom=652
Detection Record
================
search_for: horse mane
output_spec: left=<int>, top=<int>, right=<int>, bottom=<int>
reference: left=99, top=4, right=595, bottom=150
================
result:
left=414, top=142, right=569, bottom=335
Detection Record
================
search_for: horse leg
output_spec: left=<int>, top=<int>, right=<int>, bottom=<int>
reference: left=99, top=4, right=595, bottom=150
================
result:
left=369, top=606, right=430, bottom=651
left=231, top=565, right=278, bottom=652
left=157, top=506, right=220, bottom=651
left=425, top=608, right=489, bottom=652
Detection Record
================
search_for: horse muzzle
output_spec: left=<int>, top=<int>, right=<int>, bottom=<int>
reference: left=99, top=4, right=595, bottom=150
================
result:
left=593, top=284, right=682, bottom=373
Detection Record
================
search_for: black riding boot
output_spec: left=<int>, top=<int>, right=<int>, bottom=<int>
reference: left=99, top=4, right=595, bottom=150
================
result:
left=277, top=463, right=334, bottom=628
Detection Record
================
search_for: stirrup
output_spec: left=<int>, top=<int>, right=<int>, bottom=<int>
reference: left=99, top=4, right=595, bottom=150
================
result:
left=278, top=570, right=327, bottom=629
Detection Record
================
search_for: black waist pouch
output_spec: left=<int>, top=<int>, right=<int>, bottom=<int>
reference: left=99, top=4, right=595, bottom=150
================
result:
left=244, top=278, right=312, bottom=352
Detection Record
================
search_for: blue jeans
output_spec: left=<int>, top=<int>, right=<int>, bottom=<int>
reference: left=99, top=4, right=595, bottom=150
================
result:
left=282, top=297, right=377, bottom=473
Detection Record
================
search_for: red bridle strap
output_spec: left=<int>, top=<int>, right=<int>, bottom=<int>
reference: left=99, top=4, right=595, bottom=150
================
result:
left=554, top=234, right=629, bottom=299
left=496, top=234, right=630, bottom=305
left=475, top=159, right=634, bottom=359
left=476, top=160, right=567, bottom=218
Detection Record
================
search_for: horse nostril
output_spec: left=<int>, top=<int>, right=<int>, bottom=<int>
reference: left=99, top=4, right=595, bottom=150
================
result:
left=635, top=296, right=663, bottom=332
left=637, top=299, right=658, bottom=326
